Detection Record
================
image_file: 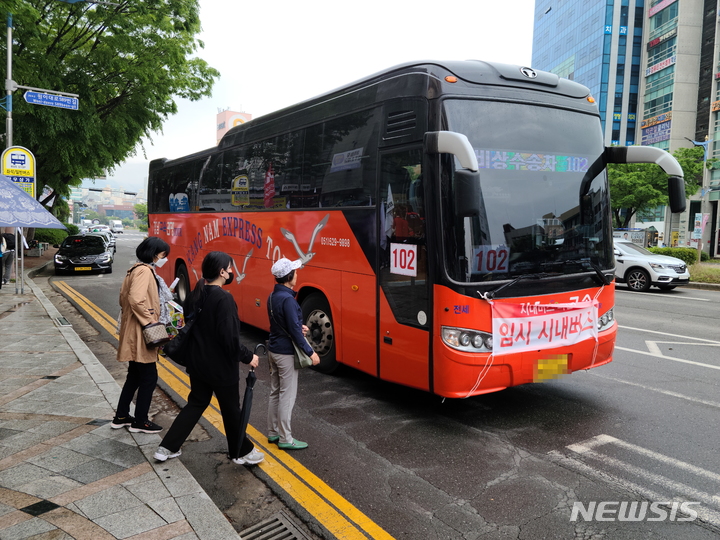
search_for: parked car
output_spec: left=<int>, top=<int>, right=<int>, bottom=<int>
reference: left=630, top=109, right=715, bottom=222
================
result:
left=54, top=235, right=114, bottom=274
left=613, top=240, right=690, bottom=291
left=88, top=231, right=116, bottom=253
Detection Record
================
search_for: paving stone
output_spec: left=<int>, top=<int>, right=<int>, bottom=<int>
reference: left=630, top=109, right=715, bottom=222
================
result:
left=73, top=485, right=144, bottom=520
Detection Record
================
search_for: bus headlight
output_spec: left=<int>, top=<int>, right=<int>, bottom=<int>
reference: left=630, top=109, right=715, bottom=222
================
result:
left=597, top=308, right=615, bottom=332
left=442, top=326, right=493, bottom=352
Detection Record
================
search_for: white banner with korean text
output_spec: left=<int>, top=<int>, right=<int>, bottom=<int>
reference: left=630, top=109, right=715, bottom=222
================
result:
left=491, top=300, right=599, bottom=356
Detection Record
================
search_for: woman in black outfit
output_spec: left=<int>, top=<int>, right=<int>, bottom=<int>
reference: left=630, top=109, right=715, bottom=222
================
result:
left=154, top=251, right=262, bottom=465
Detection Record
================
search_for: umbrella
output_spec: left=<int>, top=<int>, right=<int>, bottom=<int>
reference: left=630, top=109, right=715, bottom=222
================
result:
left=0, top=174, right=66, bottom=229
left=239, top=343, right=266, bottom=446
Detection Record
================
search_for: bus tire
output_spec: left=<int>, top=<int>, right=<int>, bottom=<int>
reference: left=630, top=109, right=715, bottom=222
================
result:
left=301, top=293, right=338, bottom=374
left=175, top=262, right=191, bottom=310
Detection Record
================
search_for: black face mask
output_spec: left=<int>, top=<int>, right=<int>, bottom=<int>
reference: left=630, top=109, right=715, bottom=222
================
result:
left=224, top=272, right=234, bottom=285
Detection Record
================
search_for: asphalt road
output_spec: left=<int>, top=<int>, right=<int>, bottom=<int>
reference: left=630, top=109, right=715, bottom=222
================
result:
left=42, top=233, right=720, bottom=539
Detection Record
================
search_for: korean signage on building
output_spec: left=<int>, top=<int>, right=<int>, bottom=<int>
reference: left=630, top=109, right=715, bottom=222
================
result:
left=646, top=56, right=676, bottom=77
left=648, top=0, right=677, bottom=17
left=647, top=28, right=677, bottom=50
left=641, top=120, right=672, bottom=145
left=641, top=111, right=672, bottom=129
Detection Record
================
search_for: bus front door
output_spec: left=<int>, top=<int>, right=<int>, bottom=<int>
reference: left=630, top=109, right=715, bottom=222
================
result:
left=378, top=149, right=430, bottom=391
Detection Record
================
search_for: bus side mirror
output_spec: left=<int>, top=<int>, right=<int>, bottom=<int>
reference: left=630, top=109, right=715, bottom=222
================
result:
left=667, top=175, right=686, bottom=213
left=455, top=169, right=482, bottom=217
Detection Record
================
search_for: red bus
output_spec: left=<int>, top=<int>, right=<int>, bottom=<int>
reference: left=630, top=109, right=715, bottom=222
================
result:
left=148, top=60, right=685, bottom=398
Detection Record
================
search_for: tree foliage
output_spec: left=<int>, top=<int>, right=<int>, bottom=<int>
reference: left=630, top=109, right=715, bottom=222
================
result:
left=608, top=146, right=708, bottom=228
left=1, top=0, right=218, bottom=212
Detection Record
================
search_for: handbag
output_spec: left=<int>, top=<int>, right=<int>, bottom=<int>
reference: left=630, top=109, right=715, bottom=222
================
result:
left=162, top=307, right=202, bottom=367
left=291, top=337, right=314, bottom=369
left=142, top=322, right=170, bottom=348
left=269, top=293, right=314, bottom=369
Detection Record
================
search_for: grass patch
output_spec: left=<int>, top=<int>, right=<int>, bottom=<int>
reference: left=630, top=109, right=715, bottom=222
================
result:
left=690, top=263, right=720, bottom=284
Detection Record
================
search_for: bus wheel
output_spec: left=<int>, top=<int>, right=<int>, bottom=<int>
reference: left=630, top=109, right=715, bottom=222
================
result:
left=175, top=263, right=191, bottom=309
left=301, top=293, right=338, bottom=374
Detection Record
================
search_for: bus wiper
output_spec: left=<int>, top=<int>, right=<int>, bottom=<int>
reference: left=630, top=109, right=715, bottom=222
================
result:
left=555, top=258, right=612, bottom=286
left=478, top=273, right=553, bottom=300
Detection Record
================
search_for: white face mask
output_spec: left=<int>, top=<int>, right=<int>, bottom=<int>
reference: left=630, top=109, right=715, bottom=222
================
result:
left=154, top=257, right=168, bottom=268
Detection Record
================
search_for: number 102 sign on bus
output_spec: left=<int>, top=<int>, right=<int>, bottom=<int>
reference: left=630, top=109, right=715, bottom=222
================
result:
left=390, top=243, right=417, bottom=277
left=473, top=245, right=510, bottom=273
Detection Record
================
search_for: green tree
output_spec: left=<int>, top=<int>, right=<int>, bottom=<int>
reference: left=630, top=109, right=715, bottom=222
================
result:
left=134, top=202, right=147, bottom=223
left=3, top=0, right=218, bottom=212
left=608, top=146, right=708, bottom=228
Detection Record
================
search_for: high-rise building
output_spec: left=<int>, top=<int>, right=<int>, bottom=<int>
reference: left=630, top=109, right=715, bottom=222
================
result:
left=532, top=0, right=644, bottom=146
left=534, top=0, right=719, bottom=255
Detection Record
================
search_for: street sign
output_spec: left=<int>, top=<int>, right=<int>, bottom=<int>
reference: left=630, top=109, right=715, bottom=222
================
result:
left=1, top=146, right=37, bottom=198
left=23, top=91, right=79, bottom=111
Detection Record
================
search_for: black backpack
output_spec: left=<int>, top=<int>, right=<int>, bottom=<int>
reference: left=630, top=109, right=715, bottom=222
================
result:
left=2, top=233, right=15, bottom=251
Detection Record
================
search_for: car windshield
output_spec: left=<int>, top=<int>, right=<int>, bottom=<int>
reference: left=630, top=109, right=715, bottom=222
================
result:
left=615, top=242, right=652, bottom=256
left=441, top=99, right=613, bottom=284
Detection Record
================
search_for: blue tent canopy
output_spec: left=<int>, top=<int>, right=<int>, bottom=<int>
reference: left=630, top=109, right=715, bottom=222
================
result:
left=0, top=174, right=66, bottom=229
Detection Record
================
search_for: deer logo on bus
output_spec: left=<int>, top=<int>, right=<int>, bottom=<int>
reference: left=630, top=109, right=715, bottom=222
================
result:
left=280, top=213, right=330, bottom=264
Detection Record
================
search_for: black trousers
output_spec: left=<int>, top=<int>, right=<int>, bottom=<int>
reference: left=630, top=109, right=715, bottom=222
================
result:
left=159, top=376, right=254, bottom=459
left=116, top=361, right=158, bottom=423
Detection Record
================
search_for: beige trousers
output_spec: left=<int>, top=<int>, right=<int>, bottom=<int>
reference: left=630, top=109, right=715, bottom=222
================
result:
left=267, top=351, right=299, bottom=444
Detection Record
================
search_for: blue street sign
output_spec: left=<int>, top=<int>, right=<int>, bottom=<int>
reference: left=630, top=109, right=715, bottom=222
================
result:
left=23, top=91, right=79, bottom=111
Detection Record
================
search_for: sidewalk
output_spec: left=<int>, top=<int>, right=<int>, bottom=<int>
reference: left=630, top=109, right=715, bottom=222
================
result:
left=0, top=252, right=242, bottom=540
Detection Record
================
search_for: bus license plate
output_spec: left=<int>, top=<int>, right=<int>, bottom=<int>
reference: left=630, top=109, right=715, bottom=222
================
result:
left=74, top=267, right=92, bottom=271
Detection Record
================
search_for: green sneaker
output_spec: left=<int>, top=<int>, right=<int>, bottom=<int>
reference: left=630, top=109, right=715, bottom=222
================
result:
left=278, top=439, right=308, bottom=450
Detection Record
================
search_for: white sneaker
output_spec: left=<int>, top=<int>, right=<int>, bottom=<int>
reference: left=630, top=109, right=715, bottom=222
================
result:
left=232, top=448, right=264, bottom=465
left=154, top=446, right=181, bottom=462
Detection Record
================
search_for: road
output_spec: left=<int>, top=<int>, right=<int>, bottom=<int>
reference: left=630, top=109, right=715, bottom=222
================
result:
left=40, top=232, right=720, bottom=539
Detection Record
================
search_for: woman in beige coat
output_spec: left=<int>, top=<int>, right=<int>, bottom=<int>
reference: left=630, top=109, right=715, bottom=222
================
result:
left=112, top=236, right=172, bottom=433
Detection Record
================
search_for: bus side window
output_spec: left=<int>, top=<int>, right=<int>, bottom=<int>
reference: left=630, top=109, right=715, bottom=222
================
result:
left=198, top=153, right=228, bottom=211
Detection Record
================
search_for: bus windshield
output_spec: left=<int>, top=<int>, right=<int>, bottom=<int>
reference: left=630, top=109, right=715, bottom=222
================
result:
left=442, top=100, right=614, bottom=284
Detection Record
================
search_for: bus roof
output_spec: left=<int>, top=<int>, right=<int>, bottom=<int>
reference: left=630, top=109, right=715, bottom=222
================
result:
left=151, top=60, right=593, bottom=168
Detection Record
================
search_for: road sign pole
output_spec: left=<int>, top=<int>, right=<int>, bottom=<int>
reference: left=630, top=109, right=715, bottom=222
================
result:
left=6, top=13, right=12, bottom=149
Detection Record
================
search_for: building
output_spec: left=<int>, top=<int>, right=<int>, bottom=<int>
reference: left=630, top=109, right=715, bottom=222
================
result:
left=534, top=0, right=720, bottom=256
left=533, top=0, right=644, bottom=146
left=216, top=110, right=252, bottom=144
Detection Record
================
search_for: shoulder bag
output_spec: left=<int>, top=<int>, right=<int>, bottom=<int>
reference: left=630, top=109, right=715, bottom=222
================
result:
left=162, top=307, right=202, bottom=367
left=269, top=293, right=313, bottom=369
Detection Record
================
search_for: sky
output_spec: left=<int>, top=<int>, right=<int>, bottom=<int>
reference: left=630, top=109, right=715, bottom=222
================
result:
left=96, top=0, right=537, bottom=193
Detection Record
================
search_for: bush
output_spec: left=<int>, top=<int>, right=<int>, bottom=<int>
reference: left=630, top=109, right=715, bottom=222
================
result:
left=647, top=247, right=701, bottom=266
left=34, top=228, right=69, bottom=246
left=65, top=223, right=79, bottom=236
left=138, top=223, right=148, bottom=232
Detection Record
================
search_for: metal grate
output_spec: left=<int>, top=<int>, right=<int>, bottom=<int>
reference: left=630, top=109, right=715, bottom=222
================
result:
left=238, top=510, right=311, bottom=540
left=55, top=317, right=72, bottom=326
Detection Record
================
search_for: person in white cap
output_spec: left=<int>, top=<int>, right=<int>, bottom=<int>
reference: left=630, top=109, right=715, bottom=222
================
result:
left=266, top=258, right=320, bottom=450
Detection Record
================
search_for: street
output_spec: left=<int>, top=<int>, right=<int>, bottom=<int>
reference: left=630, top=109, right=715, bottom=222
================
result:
left=39, top=233, right=720, bottom=539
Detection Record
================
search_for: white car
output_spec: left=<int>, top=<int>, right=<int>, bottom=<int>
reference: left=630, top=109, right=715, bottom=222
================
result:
left=613, top=240, right=690, bottom=291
